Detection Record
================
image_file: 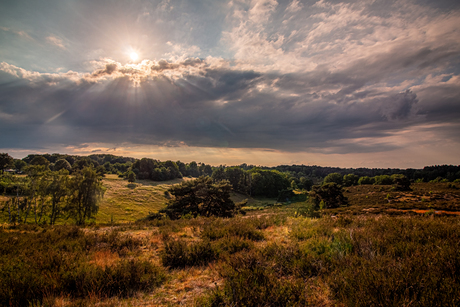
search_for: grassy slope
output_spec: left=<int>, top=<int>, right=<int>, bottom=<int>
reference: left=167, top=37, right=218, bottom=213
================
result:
left=96, top=175, right=189, bottom=223
left=98, top=175, right=278, bottom=223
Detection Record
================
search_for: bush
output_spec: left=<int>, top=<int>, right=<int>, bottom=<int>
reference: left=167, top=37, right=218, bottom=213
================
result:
left=392, top=174, right=411, bottom=191
left=310, top=183, right=348, bottom=209
left=161, top=236, right=218, bottom=268
left=201, top=251, right=309, bottom=306
left=0, top=227, right=165, bottom=306
left=201, top=218, right=264, bottom=241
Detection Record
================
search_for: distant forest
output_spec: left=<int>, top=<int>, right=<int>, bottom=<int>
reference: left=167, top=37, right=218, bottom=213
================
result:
left=1, top=152, right=460, bottom=198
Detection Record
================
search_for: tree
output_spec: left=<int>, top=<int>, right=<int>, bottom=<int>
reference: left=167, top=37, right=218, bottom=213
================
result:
left=127, top=171, right=136, bottom=183
left=310, top=183, right=348, bottom=209
left=299, top=177, right=313, bottom=190
left=323, top=173, right=343, bottom=185
left=358, top=176, right=374, bottom=185
left=392, top=174, right=411, bottom=191
left=14, top=159, right=27, bottom=172
left=43, top=170, right=69, bottom=225
left=373, top=175, right=393, bottom=185
left=72, top=157, right=95, bottom=171
left=30, top=156, right=50, bottom=168
left=54, top=159, right=72, bottom=172
left=160, top=176, right=240, bottom=219
left=187, top=161, right=200, bottom=177
left=211, top=167, right=226, bottom=182
left=67, top=166, right=104, bottom=225
left=0, top=153, right=14, bottom=173
left=343, top=174, right=359, bottom=187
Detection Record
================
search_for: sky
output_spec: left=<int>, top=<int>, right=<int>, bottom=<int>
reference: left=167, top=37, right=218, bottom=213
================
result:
left=1, top=0, right=459, bottom=168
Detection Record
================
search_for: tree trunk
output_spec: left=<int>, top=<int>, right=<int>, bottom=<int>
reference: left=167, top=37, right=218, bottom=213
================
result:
left=24, top=198, right=31, bottom=223
left=34, top=199, right=37, bottom=224
left=8, top=199, right=11, bottom=223
left=16, top=187, right=20, bottom=224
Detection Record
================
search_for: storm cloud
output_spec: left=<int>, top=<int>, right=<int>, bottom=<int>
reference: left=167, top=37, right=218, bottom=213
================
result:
left=0, top=0, right=459, bottom=167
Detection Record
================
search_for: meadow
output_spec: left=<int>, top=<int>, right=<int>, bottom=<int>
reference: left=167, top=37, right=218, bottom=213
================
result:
left=1, top=178, right=460, bottom=306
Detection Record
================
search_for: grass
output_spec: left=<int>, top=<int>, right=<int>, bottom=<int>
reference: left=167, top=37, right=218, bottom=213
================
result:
left=329, top=182, right=460, bottom=216
left=96, top=175, right=192, bottom=223
left=1, top=182, right=460, bottom=306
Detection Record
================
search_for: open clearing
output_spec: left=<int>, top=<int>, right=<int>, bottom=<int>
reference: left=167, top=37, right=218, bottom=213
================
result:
left=97, top=175, right=278, bottom=223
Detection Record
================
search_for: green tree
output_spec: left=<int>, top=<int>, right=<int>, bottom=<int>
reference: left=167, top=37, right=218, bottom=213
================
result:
left=67, top=166, right=104, bottom=225
left=323, top=173, right=343, bottom=185
left=127, top=171, right=136, bottom=183
left=14, top=159, right=27, bottom=172
left=211, top=167, right=226, bottom=182
left=392, top=174, right=411, bottom=191
left=47, top=170, right=70, bottom=225
left=373, top=175, right=393, bottom=185
left=72, top=157, right=95, bottom=171
left=187, top=161, right=200, bottom=177
left=54, top=159, right=72, bottom=172
left=160, top=176, right=240, bottom=219
left=299, top=177, right=313, bottom=190
left=0, top=153, right=14, bottom=173
left=310, top=183, right=348, bottom=209
left=343, top=174, right=359, bottom=187
left=30, top=156, right=50, bottom=168
left=358, top=176, right=374, bottom=185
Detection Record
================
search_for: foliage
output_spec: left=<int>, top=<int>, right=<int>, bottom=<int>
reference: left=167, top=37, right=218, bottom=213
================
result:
left=392, top=174, right=411, bottom=191
left=249, top=169, right=291, bottom=198
left=0, top=153, right=14, bottom=173
left=323, top=172, right=343, bottom=185
left=30, top=155, right=50, bottom=168
left=358, top=176, right=374, bottom=185
left=127, top=170, right=136, bottom=182
left=161, top=236, right=218, bottom=268
left=54, top=158, right=72, bottom=172
left=67, top=166, right=105, bottom=225
left=343, top=173, right=359, bottom=187
left=310, top=183, right=348, bottom=209
left=160, top=176, right=240, bottom=219
left=0, top=227, right=166, bottom=306
left=373, top=175, right=393, bottom=185
left=277, top=188, right=295, bottom=202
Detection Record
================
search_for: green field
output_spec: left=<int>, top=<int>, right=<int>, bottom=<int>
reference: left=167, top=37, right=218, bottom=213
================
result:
left=97, top=175, right=279, bottom=223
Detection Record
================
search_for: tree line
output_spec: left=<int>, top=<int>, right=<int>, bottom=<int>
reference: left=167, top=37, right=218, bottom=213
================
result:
left=1, top=164, right=104, bottom=225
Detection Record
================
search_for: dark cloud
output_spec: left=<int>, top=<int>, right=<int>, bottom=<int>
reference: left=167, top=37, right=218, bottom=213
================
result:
left=1, top=58, right=451, bottom=155
left=151, top=58, right=204, bottom=72
left=0, top=0, right=460, bottom=164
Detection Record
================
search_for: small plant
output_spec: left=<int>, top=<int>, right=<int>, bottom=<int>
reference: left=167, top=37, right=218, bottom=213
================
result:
left=161, top=236, right=218, bottom=268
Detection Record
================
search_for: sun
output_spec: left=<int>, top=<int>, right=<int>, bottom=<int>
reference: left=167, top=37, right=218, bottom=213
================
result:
left=130, top=52, right=139, bottom=61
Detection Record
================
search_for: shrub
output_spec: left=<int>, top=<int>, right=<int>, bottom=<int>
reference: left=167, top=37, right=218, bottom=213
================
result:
left=201, top=251, right=309, bottom=306
left=161, top=236, right=218, bottom=268
left=0, top=227, right=164, bottom=306
left=310, top=183, right=348, bottom=209
left=201, top=218, right=264, bottom=241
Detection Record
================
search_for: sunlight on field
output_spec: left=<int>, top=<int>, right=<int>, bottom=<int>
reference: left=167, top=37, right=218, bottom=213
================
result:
left=96, top=175, right=191, bottom=223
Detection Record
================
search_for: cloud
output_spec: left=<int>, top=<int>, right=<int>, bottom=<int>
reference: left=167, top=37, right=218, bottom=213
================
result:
left=0, top=27, right=32, bottom=39
left=46, top=35, right=66, bottom=49
left=0, top=52, right=455, bottom=156
left=0, top=0, right=459, bottom=166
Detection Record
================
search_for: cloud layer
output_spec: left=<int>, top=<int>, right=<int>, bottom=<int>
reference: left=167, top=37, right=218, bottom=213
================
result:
left=0, top=0, right=459, bottom=167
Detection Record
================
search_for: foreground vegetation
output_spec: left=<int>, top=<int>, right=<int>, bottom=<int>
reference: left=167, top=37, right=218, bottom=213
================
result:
left=2, top=205, right=460, bottom=306
left=2, top=152, right=460, bottom=305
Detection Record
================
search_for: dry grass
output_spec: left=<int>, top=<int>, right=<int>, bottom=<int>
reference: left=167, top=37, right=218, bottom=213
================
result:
left=97, top=175, right=192, bottom=223
left=331, top=182, right=460, bottom=216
